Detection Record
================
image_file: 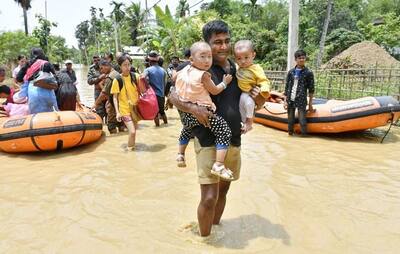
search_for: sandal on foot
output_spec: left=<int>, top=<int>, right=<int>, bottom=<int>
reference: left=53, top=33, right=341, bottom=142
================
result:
left=176, top=153, right=187, bottom=167
left=211, top=163, right=234, bottom=180
left=123, top=146, right=135, bottom=152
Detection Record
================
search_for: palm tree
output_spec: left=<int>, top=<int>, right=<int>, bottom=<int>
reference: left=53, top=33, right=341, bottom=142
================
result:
left=75, top=20, right=90, bottom=64
left=110, top=1, right=125, bottom=52
left=176, top=0, right=190, bottom=19
left=14, top=0, right=32, bottom=35
left=244, top=0, right=261, bottom=20
left=125, top=2, right=146, bottom=46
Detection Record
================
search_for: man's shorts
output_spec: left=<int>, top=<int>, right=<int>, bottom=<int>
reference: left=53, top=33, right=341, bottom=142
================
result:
left=194, top=138, right=241, bottom=185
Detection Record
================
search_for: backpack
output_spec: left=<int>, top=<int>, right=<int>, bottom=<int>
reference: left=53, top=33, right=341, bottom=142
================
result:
left=113, top=72, right=158, bottom=120
left=116, top=71, right=138, bottom=91
left=109, top=72, right=138, bottom=108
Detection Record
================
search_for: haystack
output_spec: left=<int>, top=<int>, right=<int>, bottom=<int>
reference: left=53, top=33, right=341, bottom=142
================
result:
left=323, top=41, right=400, bottom=69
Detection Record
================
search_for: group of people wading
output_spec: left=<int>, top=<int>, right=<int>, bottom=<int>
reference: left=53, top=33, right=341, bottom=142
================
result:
left=0, top=19, right=315, bottom=238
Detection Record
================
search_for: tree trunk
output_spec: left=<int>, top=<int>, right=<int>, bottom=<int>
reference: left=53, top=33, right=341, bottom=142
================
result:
left=316, top=0, right=333, bottom=68
left=114, top=21, right=119, bottom=52
left=131, top=29, right=138, bottom=46
left=23, top=7, right=28, bottom=35
left=83, top=46, right=89, bottom=66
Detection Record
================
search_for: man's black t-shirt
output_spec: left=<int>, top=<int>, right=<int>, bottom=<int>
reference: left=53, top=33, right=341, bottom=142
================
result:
left=192, top=59, right=242, bottom=147
left=176, top=61, right=191, bottom=72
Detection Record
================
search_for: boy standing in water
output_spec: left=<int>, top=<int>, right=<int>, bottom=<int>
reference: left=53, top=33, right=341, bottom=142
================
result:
left=284, top=50, right=315, bottom=136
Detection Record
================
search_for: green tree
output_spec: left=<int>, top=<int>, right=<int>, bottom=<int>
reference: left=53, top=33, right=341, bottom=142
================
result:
left=176, top=0, right=190, bottom=19
left=316, top=0, right=333, bottom=68
left=243, top=0, right=262, bottom=20
left=32, top=14, right=57, bottom=55
left=89, top=7, right=101, bottom=54
left=110, top=1, right=125, bottom=52
left=125, top=2, right=146, bottom=46
left=47, top=36, right=70, bottom=64
left=177, top=10, right=220, bottom=54
left=361, top=0, right=400, bottom=23
left=14, top=0, right=32, bottom=35
left=207, top=0, right=232, bottom=18
left=358, top=13, right=400, bottom=53
left=325, top=28, right=364, bottom=60
left=259, top=1, right=287, bottom=31
left=0, top=31, right=38, bottom=66
left=148, top=5, right=180, bottom=56
left=75, top=20, right=90, bottom=64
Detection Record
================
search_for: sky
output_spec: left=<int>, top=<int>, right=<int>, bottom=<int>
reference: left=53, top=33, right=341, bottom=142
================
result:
left=0, top=0, right=209, bottom=47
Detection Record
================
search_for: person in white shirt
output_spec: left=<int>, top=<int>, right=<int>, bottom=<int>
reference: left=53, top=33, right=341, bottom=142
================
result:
left=12, top=55, right=27, bottom=87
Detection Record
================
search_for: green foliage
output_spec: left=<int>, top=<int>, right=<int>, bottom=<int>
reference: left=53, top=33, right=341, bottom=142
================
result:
left=176, top=10, right=220, bottom=56
left=6, top=0, right=400, bottom=71
left=361, top=0, right=400, bottom=23
left=110, top=1, right=125, bottom=23
left=141, top=5, right=181, bottom=59
left=325, top=28, right=364, bottom=59
left=176, top=0, right=190, bottom=19
left=32, top=14, right=57, bottom=54
left=124, top=2, right=146, bottom=46
left=357, top=13, right=400, bottom=53
left=259, top=1, right=288, bottom=31
left=0, top=31, right=38, bottom=65
left=206, top=0, right=233, bottom=18
left=14, top=0, right=32, bottom=35
left=64, top=0, right=399, bottom=68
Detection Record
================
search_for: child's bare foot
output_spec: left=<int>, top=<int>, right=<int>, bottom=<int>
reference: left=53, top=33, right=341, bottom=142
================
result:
left=241, top=122, right=253, bottom=134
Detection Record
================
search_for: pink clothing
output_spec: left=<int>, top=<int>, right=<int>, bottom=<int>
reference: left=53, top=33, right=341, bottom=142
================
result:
left=23, top=59, right=48, bottom=81
left=6, top=88, right=14, bottom=104
left=3, top=103, right=29, bottom=117
left=175, top=65, right=216, bottom=111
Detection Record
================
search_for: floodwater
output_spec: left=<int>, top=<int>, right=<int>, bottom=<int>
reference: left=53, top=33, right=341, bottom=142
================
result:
left=0, top=67, right=399, bottom=254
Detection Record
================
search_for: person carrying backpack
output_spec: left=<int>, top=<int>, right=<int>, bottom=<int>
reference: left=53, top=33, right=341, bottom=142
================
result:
left=93, top=59, right=125, bottom=134
left=111, top=55, right=141, bottom=151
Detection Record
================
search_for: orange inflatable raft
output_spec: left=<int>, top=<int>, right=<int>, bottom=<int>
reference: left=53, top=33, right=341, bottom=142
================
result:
left=0, top=111, right=103, bottom=153
left=255, top=96, right=400, bottom=133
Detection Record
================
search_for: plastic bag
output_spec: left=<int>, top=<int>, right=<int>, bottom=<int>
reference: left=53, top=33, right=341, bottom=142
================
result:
left=33, top=68, right=57, bottom=90
left=137, top=76, right=159, bottom=120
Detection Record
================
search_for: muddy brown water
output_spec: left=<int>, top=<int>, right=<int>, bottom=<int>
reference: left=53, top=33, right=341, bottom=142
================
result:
left=0, top=67, right=399, bottom=253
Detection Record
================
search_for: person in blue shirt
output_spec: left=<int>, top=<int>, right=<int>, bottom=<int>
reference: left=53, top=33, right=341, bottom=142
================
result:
left=143, top=51, right=168, bottom=126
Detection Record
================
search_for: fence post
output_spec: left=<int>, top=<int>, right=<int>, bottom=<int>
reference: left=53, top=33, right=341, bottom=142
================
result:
left=327, top=75, right=332, bottom=99
left=398, top=80, right=400, bottom=101
left=339, top=70, right=344, bottom=99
